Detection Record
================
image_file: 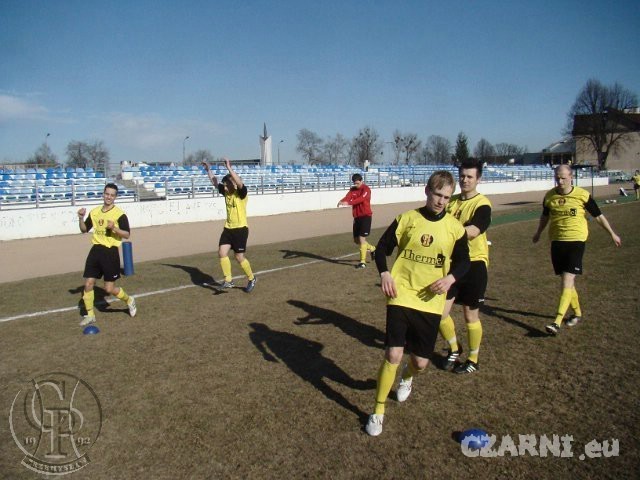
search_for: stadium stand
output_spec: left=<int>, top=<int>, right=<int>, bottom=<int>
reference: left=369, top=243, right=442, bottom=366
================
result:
left=0, top=163, right=563, bottom=208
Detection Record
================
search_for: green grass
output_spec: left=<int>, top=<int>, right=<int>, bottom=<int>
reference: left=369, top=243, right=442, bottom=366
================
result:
left=1, top=202, right=638, bottom=479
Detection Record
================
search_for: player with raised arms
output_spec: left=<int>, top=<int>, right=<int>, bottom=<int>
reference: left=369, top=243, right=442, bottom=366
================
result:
left=203, top=158, right=256, bottom=293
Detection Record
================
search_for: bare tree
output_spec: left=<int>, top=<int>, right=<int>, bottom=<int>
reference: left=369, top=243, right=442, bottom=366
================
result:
left=184, top=149, right=215, bottom=166
left=454, top=131, right=470, bottom=163
left=474, top=138, right=495, bottom=164
left=323, top=133, right=349, bottom=165
left=391, top=131, right=421, bottom=164
left=352, top=127, right=382, bottom=168
left=66, top=140, right=110, bottom=171
left=28, top=142, right=59, bottom=167
left=494, top=143, right=527, bottom=163
left=567, top=78, right=638, bottom=170
left=296, top=129, right=323, bottom=164
left=423, top=135, right=452, bottom=165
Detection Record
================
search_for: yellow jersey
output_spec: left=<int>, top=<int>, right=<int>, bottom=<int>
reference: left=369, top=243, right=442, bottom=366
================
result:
left=447, top=193, right=491, bottom=266
left=542, top=186, right=600, bottom=242
left=387, top=208, right=468, bottom=314
left=85, top=205, right=129, bottom=248
left=219, top=185, right=249, bottom=229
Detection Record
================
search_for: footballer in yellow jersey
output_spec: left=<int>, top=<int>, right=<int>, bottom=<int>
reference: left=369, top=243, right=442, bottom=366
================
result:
left=533, top=165, right=621, bottom=336
left=203, top=158, right=256, bottom=293
left=633, top=170, right=640, bottom=200
left=365, top=171, right=470, bottom=437
left=77, top=183, right=137, bottom=326
left=440, top=158, right=492, bottom=374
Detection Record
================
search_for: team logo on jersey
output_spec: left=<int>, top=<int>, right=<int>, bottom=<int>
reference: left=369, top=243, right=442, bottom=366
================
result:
left=558, top=198, right=566, bottom=206
left=98, top=219, right=104, bottom=226
left=453, top=210, right=462, bottom=220
left=420, top=234, right=434, bottom=247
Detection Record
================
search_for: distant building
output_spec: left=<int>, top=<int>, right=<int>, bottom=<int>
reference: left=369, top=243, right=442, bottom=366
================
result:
left=541, top=138, right=575, bottom=166
left=572, top=108, right=640, bottom=171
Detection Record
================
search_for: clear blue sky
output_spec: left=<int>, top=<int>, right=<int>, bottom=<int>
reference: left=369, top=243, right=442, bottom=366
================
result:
left=2, top=0, right=639, bottom=165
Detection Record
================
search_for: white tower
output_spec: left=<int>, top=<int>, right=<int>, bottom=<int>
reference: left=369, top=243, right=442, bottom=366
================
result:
left=259, top=123, right=272, bottom=166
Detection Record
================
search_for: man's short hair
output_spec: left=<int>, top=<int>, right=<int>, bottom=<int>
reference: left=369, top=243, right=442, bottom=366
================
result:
left=222, top=174, right=233, bottom=185
left=352, top=173, right=363, bottom=182
left=458, top=157, right=483, bottom=178
left=427, top=170, right=455, bottom=192
left=104, top=183, right=119, bottom=194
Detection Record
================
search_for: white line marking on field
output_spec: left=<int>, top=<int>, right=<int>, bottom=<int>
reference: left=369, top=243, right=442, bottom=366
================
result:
left=0, top=253, right=357, bottom=324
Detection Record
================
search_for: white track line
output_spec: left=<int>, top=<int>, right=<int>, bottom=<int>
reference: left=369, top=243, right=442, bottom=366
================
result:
left=0, top=253, right=356, bottom=324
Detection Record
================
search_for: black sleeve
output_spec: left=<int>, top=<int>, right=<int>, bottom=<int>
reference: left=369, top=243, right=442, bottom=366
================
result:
left=542, top=201, right=550, bottom=216
left=118, top=214, right=130, bottom=233
left=84, top=216, right=93, bottom=231
left=448, top=233, right=470, bottom=281
left=238, top=185, right=248, bottom=199
left=467, top=205, right=491, bottom=233
left=217, top=184, right=225, bottom=195
left=585, top=196, right=602, bottom=217
left=375, top=220, right=399, bottom=273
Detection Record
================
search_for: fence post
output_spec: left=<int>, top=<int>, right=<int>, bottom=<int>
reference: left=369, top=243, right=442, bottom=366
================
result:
left=71, top=181, right=76, bottom=206
left=35, top=179, right=40, bottom=208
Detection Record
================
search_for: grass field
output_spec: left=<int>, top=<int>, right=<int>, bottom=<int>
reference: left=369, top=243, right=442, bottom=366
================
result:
left=1, top=200, right=639, bottom=479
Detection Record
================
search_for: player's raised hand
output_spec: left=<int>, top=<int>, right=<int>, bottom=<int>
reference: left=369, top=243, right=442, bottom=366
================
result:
left=78, top=208, right=86, bottom=218
left=223, top=157, right=232, bottom=170
left=201, top=161, right=210, bottom=170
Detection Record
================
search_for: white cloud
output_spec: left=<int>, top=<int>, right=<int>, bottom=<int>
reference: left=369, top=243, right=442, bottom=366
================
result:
left=0, top=94, right=49, bottom=122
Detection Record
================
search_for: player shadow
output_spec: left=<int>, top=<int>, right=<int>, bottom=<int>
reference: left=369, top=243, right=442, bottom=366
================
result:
left=480, top=303, right=550, bottom=338
left=287, top=300, right=384, bottom=349
left=69, top=285, right=128, bottom=315
left=248, top=322, right=375, bottom=421
left=279, top=249, right=354, bottom=266
left=162, top=263, right=217, bottom=290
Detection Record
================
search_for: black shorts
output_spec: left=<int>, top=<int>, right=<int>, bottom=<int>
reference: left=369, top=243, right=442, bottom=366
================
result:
left=551, top=241, right=585, bottom=275
left=446, top=261, right=488, bottom=309
left=83, top=244, right=121, bottom=282
left=219, top=227, right=249, bottom=253
left=353, top=216, right=372, bottom=238
left=385, top=305, right=440, bottom=359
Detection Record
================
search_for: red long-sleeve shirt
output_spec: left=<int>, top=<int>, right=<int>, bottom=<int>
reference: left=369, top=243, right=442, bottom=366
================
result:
left=339, top=184, right=373, bottom=218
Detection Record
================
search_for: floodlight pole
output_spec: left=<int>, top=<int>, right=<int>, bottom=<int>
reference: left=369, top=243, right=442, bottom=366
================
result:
left=278, top=139, right=284, bottom=165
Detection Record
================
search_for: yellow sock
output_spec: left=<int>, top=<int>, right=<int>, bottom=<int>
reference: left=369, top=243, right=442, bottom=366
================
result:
left=570, top=288, right=582, bottom=317
left=554, top=288, right=573, bottom=325
left=467, top=321, right=483, bottom=363
left=240, top=258, right=254, bottom=281
left=82, top=290, right=95, bottom=317
left=374, top=360, right=398, bottom=415
left=220, top=256, right=232, bottom=281
left=115, top=287, right=129, bottom=303
left=359, top=243, right=367, bottom=263
left=439, top=316, right=459, bottom=352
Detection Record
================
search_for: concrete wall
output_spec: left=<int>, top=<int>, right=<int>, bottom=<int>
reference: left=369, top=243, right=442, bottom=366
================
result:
left=0, top=177, right=607, bottom=241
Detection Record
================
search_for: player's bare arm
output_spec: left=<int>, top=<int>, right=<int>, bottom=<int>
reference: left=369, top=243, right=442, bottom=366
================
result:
left=532, top=215, right=549, bottom=243
left=78, top=208, right=88, bottom=233
left=224, top=157, right=244, bottom=189
left=202, top=161, right=219, bottom=187
left=595, top=215, right=622, bottom=247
